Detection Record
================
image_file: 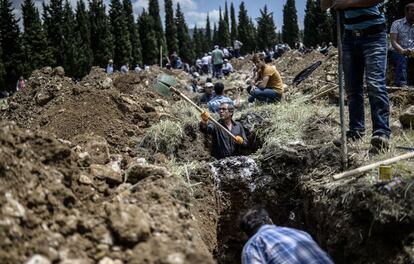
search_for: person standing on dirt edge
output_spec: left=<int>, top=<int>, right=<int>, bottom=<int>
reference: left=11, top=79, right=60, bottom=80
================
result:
left=200, top=102, right=248, bottom=159
left=322, top=0, right=391, bottom=152
left=240, top=208, right=334, bottom=264
left=390, top=2, right=414, bottom=88
left=106, top=59, right=114, bottom=74
left=212, top=45, right=224, bottom=79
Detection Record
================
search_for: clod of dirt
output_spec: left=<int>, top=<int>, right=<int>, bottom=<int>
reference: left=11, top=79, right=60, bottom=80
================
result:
left=399, top=105, right=414, bottom=128
left=89, top=164, right=123, bottom=184
left=125, top=158, right=170, bottom=184
left=84, top=136, right=111, bottom=164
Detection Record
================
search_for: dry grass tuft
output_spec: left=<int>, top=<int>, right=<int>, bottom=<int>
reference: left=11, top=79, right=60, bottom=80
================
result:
left=141, top=120, right=184, bottom=155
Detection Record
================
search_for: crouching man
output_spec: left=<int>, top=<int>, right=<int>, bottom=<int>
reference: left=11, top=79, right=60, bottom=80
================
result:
left=200, top=102, right=248, bottom=159
left=240, top=208, right=334, bottom=264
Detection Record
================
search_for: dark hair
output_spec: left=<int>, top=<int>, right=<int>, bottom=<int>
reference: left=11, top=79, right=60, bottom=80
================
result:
left=220, top=102, right=234, bottom=116
left=240, top=208, right=273, bottom=237
left=406, top=2, right=414, bottom=12
left=214, top=82, right=225, bottom=94
left=252, top=53, right=265, bottom=64
left=206, top=77, right=212, bottom=83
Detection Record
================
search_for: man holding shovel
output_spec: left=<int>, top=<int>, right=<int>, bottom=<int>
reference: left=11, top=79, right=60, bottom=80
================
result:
left=200, top=103, right=248, bottom=159
left=322, top=0, right=390, bottom=153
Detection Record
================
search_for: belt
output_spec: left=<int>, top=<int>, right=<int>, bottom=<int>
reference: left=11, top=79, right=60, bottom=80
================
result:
left=344, top=23, right=386, bottom=37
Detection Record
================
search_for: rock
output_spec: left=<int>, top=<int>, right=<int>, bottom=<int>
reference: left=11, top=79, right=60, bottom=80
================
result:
left=25, top=254, right=51, bottom=264
left=85, top=136, right=110, bottom=165
left=53, top=66, right=65, bottom=77
left=35, top=90, right=54, bottom=106
left=166, top=253, right=185, bottom=264
left=42, top=66, right=53, bottom=75
left=79, top=174, right=93, bottom=185
left=2, top=192, right=26, bottom=219
left=391, top=120, right=403, bottom=134
left=400, top=106, right=414, bottom=128
left=98, top=257, right=121, bottom=264
left=90, top=164, right=123, bottom=183
left=125, top=159, right=169, bottom=184
left=106, top=203, right=150, bottom=243
left=326, top=74, right=335, bottom=82
left=101, top=77, right=112, bottom=89
left=109, top=154, right=123, bottom=173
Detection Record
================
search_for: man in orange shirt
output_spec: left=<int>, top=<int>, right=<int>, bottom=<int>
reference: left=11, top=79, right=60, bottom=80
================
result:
left=248, top=54, right=284, bottom=103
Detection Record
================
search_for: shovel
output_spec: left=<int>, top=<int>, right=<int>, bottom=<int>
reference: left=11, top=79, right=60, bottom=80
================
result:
left=153, top=74, right=238, bottom=141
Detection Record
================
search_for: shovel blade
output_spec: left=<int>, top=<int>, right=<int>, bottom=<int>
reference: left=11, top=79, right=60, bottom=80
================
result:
left=153, top=74, right=178, bottom=97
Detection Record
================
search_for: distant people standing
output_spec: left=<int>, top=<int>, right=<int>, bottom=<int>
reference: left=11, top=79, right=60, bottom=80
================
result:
left=201, top=53, right=210, bottom=75
left=234, top=40, right=243, bottom=58
left=106, top=59, right=114, bottom=74
left=16, top=76, right=26, bottom=91
left=170, top=51, right=179, bottom=69
left=134, top=64, right=142, bottom=73
left=120, top=63, right=129, bottom=73
left=212, top=45, right=224, bottom=79
left=390, top=2, right=414, bottom=87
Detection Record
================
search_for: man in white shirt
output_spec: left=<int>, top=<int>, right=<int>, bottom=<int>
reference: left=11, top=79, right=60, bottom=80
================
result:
left=222, top=59, right=234, bottom=76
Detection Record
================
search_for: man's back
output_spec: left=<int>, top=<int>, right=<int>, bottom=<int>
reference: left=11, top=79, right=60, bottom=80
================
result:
left=242, top=225, right=333, bottom=264
left=212, top=49, right=224, bottom=65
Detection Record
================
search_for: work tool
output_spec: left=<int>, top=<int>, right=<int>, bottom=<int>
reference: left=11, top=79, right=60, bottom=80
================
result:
left=153, top=74, right=238, bottom=141
left=336, top=11, right=348, bottom=169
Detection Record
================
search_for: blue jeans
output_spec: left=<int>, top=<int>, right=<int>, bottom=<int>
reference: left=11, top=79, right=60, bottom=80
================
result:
left=391, top=50, right=408, bottom=86
left=342, top=30, right=390, bottom=138
left=213, top=63, right=223, bottom=78
left=248, top=88, right=281, bottom=103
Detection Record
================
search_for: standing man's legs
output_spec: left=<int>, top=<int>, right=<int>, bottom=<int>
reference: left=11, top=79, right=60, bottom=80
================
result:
left=342, top=34, right=366, bottom=139
left=362, top=32, right=391, bottom=140
left=391, top=50, right=408, bottom=87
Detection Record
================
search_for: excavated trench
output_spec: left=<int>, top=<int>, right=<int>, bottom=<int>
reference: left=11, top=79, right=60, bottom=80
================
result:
left=192, top=127, right=414, bottom=264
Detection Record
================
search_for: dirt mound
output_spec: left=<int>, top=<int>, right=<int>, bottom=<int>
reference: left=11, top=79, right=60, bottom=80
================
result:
left=0, top=122, right=213, bottom=264
left=1, top=66, right=192, bottom=153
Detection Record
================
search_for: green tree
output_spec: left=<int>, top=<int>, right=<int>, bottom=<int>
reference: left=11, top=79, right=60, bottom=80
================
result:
left=138, top=10, right=158, bottom=65
left=303, top=0, right=317, bottom=47
left=175, top=3, right=194, bottom=63
left=149, top=0, right=166, bottom=54
left=224, top=1, right=229, bottom=27
left=238, top=1, right=255, bottom=53
left=123, top=0, right=142, bottom=66
left=256, top=5, right=277, bottom=50
left=230, top=2, right=238, bottom=44
left=61, top=0, right=78, bottom=76
left=218, top=7, right=230, bottom=47
left=89, top=0, right=112, bottom=67
left=164, top=0, right=178, bottom=54
left=0, top=47, right=5, bottom=88
left=204, top=14, right=212, bottom=51
left=314, top=0, right=333, bottom=46
left=193, top=26, right=204, bottom=58
left=43, top=0, right=64, bottom=65
left=282, top=0, right=299, bottom=47
left=75, top=0, right=93, bottom=77
left=0, top=0, right=24, bottom=90
left=212, top=23, right=218, bottom=47
left=110, top=0, right=131, bottom=67
left=21, top=0, right=52, bottom=77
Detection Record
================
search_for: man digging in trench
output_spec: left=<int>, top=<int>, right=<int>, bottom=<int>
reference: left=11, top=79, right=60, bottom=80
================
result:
left=200, top=102, right=248, bottom=159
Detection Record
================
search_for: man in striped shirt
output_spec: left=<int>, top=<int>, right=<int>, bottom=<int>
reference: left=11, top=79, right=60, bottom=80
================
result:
left=322, top=0, right=390, bottom=153
left=240, top=208, right=334, bottom=264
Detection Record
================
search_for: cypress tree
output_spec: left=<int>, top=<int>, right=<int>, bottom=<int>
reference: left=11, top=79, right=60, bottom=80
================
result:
left=109, top=0, right=131, bottom=67
left=230, top=2, right=238, bottom=44
left=149, top=0, right=166, bottom=54
left=218, top=7, right=231, bottom=47
left=75, top=0, right=93, bottom=77
left=43, top=0, right=64, bottom=65
left=249, top=18, right=257, bottom=51
left=0, top=47, right=5, bottom=89
left=175, top=3, right=194, bottom=63
left=0, top=0, right=24, bottom=90
left=238, top=1, right=255, bottom=53
left=224, top=1, right=229, bottom=27
left=204, top=14, right=212, bottom=51
left=123, top=0, right=142, bottom=67
left=256, top=5, right=277, bottom=51
left=89, top=0, right=112, bottom=67
left=282, top=0, right=300, bottom=47
left=193, top=26, right=203, bottom=58
left=62, top=0, right=78, bottom=76
left=164, top=0, right=178, bottom=55
left=303, top=0, right=317, bottom=47
left=138, top=10, right=158, bottom=65
left=21, top=0, right=52, bottom=77
left=212, top=23, right=218, bottom=47
left=314, top=0, right=333, bottom=46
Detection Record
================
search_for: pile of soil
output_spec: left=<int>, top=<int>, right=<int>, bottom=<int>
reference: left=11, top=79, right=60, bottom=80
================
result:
left=0, top=121, right=213, bottom=263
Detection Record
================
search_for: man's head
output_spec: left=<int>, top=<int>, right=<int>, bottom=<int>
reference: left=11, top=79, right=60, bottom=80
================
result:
left=108, top=59, right=113, bottom=64
left=240, top=208, right=273, bottom=237
left=218, top=102, right=234, bottom=120
left=406, top=2, right=414, bottom=23
left=224, top=59, right=228, bottom=64
left=214, top=45, right=219, bottom=49
left=252, top=54, right=266, bottom=69
left=214, top=82, right=225, bottom=95
left=204, top=82, right=214, bottom=94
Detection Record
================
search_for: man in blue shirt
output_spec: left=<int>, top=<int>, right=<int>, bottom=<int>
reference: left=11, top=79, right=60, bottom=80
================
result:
left=322, top=0, right=390, bottom=153
left=207, top=82, right=240, bottom=113
left=240, top=208, right=334, bottom=264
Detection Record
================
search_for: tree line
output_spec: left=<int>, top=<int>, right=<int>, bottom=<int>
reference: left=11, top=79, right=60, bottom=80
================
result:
left=0, top=0, right=409, bottom=91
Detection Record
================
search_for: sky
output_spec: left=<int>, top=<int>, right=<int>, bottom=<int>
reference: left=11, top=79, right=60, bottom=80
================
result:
left=11, top=0, right=307, bottom=30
